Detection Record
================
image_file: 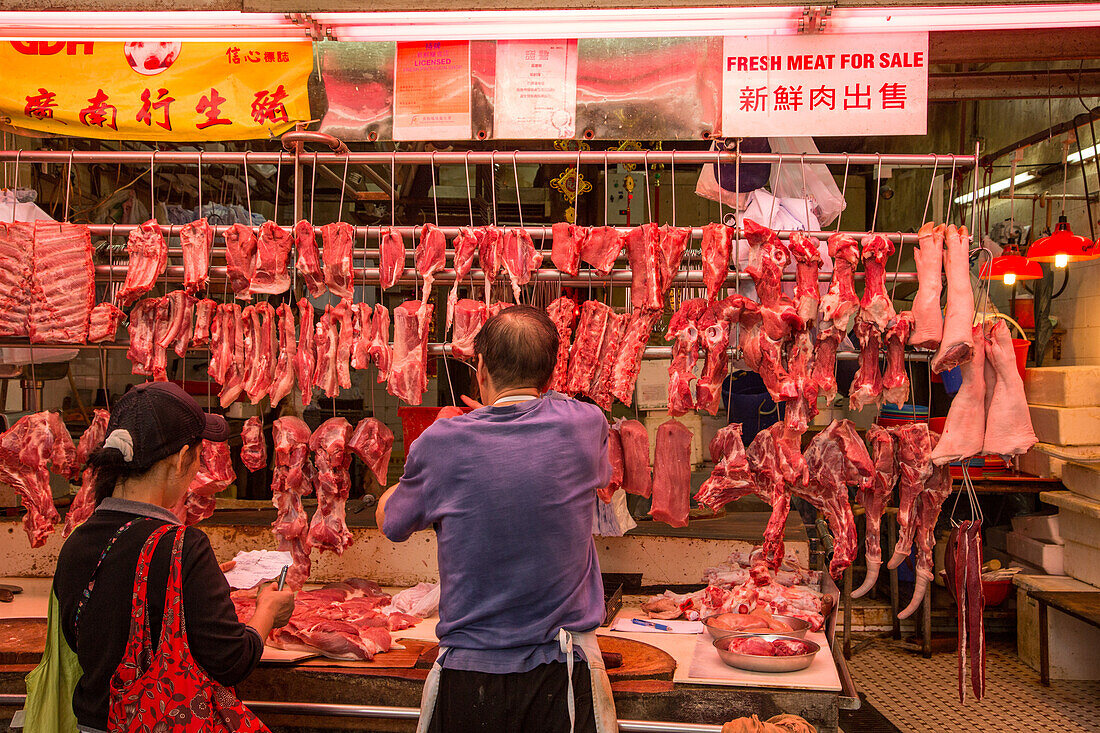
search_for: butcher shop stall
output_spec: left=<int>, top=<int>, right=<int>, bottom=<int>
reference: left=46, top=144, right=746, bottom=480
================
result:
left=2, top=4, right=1100, bottom=732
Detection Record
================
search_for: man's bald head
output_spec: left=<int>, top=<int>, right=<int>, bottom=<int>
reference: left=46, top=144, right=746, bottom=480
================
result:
left=474, top=305, right=560, bottom=392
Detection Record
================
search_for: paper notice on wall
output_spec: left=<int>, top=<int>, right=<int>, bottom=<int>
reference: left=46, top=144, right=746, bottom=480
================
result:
left=494, top=40, right=578, bottom=139
left=393, top=40, right=471, bottom=140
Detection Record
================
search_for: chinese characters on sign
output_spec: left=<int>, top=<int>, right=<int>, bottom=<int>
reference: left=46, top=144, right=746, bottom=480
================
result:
left=393, top=41, right=472, bottom=140
left=494, top=40, right=578, bottom=140
left=722, top=33, right=928, bottom=136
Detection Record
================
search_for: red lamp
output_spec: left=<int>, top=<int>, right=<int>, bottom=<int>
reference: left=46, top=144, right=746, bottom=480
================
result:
left=980, top=248, right=1044, bottom=286
left=1026, top=215, right=1100, bottom=268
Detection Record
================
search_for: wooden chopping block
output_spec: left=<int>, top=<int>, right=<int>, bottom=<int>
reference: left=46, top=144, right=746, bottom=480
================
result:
left=0, top=618, right=46, bottom=664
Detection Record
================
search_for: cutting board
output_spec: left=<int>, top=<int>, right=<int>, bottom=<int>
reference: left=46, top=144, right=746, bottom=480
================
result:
left=0, top=618, right=46, bottom=664
left=599, top=636, right=676, bottom=681
left=297, top=638, right=437, bottom=671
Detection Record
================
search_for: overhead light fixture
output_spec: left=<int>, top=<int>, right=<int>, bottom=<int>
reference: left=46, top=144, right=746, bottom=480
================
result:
left=1068, top=144, right=1099, bottom=164
left=979, top=247, right=1043, bottom=285
left=1026, top=215, right=1100, bottom=267
left=954, top=172, right=1035, bottom=206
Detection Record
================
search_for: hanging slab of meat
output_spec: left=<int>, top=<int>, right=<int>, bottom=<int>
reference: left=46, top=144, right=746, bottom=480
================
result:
left=665, top=298, right=708, bottom=416
left=447, top=227, right=480, bottom=331
left=658, top=225, right=691, bottom=292
left=0, top=412, right=76, bottom=547
left=609, top=308, right=663, bottom=406
left=28, top=222, right=95, bottom=344
left=241, top=416, right=267, bottom=472
left=348, top=417, right=394, bottom=486
left=783, top=328, right=818, bottom=433
left=322, top=222, right=356, bottom=300
left=295, top=299, right=316, bottom=406
left=387, top=301, right=432, bottom=406
left=949, top=520, right=986, bottom=701
left=580, top=225, right=623, bottom=275
left=589, top=312, right=628, bottom=410
left=743, top=219, right=802, bottom=340
left=149, top=297, right=173, bottom=381
left=368, top=303, right=392, bottom=382
left=501, top=228, right=543, bottom=302
left=887, top=422, right=935, bottom=570
left=333, top=301, right=354, bottom=391
left=546, top=296, right=577, bottom=392
left=788, top=231, right=823, bottom=324
left=116, top=220, right=166, bottom=307
left=87, top=302, right=125, bottom=343
left=293, top=220, right=326, bottom=298
left=126, top=298, right=159, bottom=379
left=565, top=300, right=613, bottom=395
left=450, top=299, right=488, bottom=360
left=243, top=302, right=277, bottom=405
left=269, top=303, right=298, bottom=408
left=180, top=218, right=214, bottom=294
left=598, top=426, right=625, bottom=503
left=350, top=303, right=372, bottom=370
left=551, top=221, right=585, bottom=276
left=63, top=408, right=111, bottom=538
left=378, top=226, right=407, bottom=292
left=308, top=417, right=355, bottom=554
left=695, top=305, right=731, bottom=416
left=272, top=416, right=315, bottom=590
left=701, top=222, right=733, bottom=303
left=477, top=225, right=504, bottom=303
left=223, top=223, right=258, bottom=300
left=748, top=422, right=808, bottom=569
left=819, top=233, right=860, bottom=333
left=853, top=424, right=899, bottom=598
left=416, top=223, right=447, bottom=309
left=156, top=290, right=195, bottom=359
left=626, top=223, right=662, bottom=310
left=208, top=303, right=244, bottom=407
left=909, top=223, right=944, bottom=349
left=314, top=305, right=341, bottom=399
left=619, top=419, right=652, bottom=497
left=189, top=298, right=216, bottom=348
left=0, top=222, right=34, bottom=338
left=881, top=312, right=915, bottom=409
left=858, top=234, right=897, bottom=331
left=737, top=302, right=797, bottom=403
left=251, top=221, right=293, bottom=295
left=931, top=225, right=975, bottom=373
left=810, top=328, right=842, bottom=403
left=897, top=462, right=953, bottom=619
left=982, top=320, right=1037, bottom=457
left=695, top=423, right=757, bottom=512
left=649, top=419, right=694, bottom=528
left=848, top=319, right=884, bottom=412
left=930, top=324, right=986, bottom=466
left=175, top=440, right=235, bottom=526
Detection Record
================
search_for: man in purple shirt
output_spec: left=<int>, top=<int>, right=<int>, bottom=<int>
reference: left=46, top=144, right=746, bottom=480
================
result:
left=378, top=305, right=618, bottom=733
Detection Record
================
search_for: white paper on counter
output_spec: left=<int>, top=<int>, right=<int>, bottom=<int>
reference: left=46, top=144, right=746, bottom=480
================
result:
left=223, top=550, right=293, bottom=590
left=610, top=617, right=704, bottom=634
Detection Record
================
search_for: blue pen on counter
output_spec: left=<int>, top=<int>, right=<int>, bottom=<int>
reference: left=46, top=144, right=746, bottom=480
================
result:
left=632, top=618, right=671, bottom=631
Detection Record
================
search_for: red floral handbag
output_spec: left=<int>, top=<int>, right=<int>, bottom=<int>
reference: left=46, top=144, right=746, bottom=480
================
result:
left=108, top=525, right=269, bottom=732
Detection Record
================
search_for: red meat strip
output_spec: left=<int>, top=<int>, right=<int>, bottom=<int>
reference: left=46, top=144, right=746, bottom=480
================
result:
left=88, top=302, right=125, bottom=343
left=0, top=222, right=34, bottom=337
left=269, top=303, right=298, bottom=408
left=379, top=226, right=406, bottom=292
left=748, top=422, right=809, bottom=568
left=565, top=300, right=613, bottom=395
left=931, top=225, right=975, bottom=373
left=308, top=417, right=355, bottom=554
left=314, top=305, right=341, bottom=399
left=0, top=411, right=77, bottom=546
left=477, top=225, right=504, bottom=303
left=580, top=226, right=623, bottom=275
left=63, top=408, right=111, bottom=538
left=742, top=219, right=802, bottom=340
left=272, top=416, right=315, bottom=589
left=858, top=233, right=897, bottom=331
left=882, top=312, right=914, bottom=409
left=619, top=419, right=652, bottom=498
left=223, top=223, right=257, bottom=300
left=695, top=305, right=731, bottom=416
left=243, top=302, right=277, bottom=405
left=695, top=423, right=757, bottom=512
left=819, top=233, right=860, bottom=333
left=546, top=296, right=577, bottom=392
left=551, top=221, right=585, bottom=276
left=447, top=227, right=480, bottom=331
left=295, top=299, right=316, bottom=406
left=588, top=312, right=628, bottom=411
left=783, top=328, right=818, bottom=433
left=982, top=320, right=1037, bottom=457
left=211, top=303, right=245, bottom=407
left=649, top=419, right=694, bottom=528
left=909, top=223, right=944, bottom=349
left=665, top=298, right=707, bottom=416
left=608, top=308, right=663, bottom=406
left=241, top=416, right=267, bottom=472
left=701, top=222, right=733, bottom=303
left=348, top=417, right=395, bottom=486
left=853, top=424, right=899, bottom=598
left=190, top=299, right=216, bottom=348
left=252, top=221, right=293, bottom=295
left=368, top=304, right=392, bottom=382
left=898, top=462, right=953, bottom=619
left=322, top=222, right=356, bottom=300
left=598, top=426, right=624, bottom=503
left=887, top=422, right=935, bottom=570
left=416, top=223, right=447, bottom=311
left=28, top=222, right=94, bottom=344
left=387, top=301, right=432, bottom=406
left=294, top=220, right=326, bottom=298
left=788, top=231, right=823, bottom=324
left=116, top=220, right=166, bottom=307
left=126, top=298, right=159, bottom=379
left=333, top=301, right=354, bottom=391
left=450, top=299, right=488, bottom=360
left=810, top=328, right=842, bottom=403
left=626, top=223, right=662, bottom=310
left=174, top=440, right=234, bottom=526
left=157, top=290, right=195, bottom=359
left=658, top=226, right=691, bottom=292
left=180, top=218, right=213, bottom=294
left=501, top=228, right=543, bottom=302
left=350, top=303, right=373, bottom=370
left=848, top=318, right=884, bottom=412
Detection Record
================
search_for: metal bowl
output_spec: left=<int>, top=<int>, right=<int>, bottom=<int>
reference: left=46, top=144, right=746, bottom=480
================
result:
left=703, top=615, right=811, bottom=640
left=713, top=634, right=821, bottom=673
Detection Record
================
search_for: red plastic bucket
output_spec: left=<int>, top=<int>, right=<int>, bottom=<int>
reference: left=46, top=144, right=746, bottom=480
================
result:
left=398, top=406, right=473, bottom=449
left=1013, top=298, right=1035, bottom=329
left=1011, top=338, right=1030, bottom=380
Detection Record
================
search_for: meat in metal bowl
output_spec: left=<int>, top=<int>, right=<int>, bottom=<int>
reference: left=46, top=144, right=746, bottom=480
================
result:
left=713, top=634, right=820, bottom=673
left=704, top=614, right=810, bottom=640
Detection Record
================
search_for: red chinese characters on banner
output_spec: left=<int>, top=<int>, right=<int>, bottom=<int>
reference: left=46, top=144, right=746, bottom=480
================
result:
left=225, top=47, right=291, bottom=65
left=137, top=87, right=175, bottom=130
left=80, top=89, right=118, bottom=130
left=734, top=83, right=907, bottom=114
left=24, top=88, right=57, bottom=119
left=196, top=88, right=231, bottom=129
left=251, top=85, right=289, bottom=124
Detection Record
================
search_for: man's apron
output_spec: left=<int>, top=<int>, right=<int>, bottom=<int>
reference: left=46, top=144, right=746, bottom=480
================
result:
left=414, top=629, right=618, bottom=733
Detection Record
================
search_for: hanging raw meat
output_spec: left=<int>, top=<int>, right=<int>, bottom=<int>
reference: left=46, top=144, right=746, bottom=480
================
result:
left=626, top=223, right=662, bottom=310
left=598, top=426, right=625, bottom=503
left=580, top=226, right=623, bottom=275
left=695, top=305, right=731, bottom=416
left=242, top=302, right=277, bottom=405
left=477, top=225, right=504, bottom=304
left=748, top=422, right=808, bottom=570
left=909, top=223, right=944, bottom=349
left=308, top=417, right=355, bottom=554
left=251, top=221, right=293, bottom=295
left=618, top=419, right=652, bottom=497
left=269, top=303, right=298, bottom=408
left=852, top=424, right=899, bottom=598
left=887, top=422, right=935, bottom=571
left=788, top=231, right=823, bottom=324
left=930, top=324, right=986, bottom=465
left=882, top=312, right=915, bottom=409
left=701, top=222, right=733, bottom=303
left=294, top=220, right=326, bottom=297
left=931, top=225, right=975, bottom=373
left=551, top=221, right=585, bottom=276
left=649, top=419, right=694, bottom=528
left=666, top=298, right=707, bottom=416
left=501, top=228, right=543, bottom=302
left=819, top=233, right=860, bottom=333
left=416, top=223, right=447, bottom=308
left=447, top=227, right=480, bottom=331
left=368, top=303, right=393, bottom=382
left=333, top=301, right=354, bottom=391
left=0, top=222, right=34, bottom=338
left=737, top=302, right=797, bottom=403
left=742, top=219, right=802, bottom=340
left=179, top=219, right=213, bottom=294
left=379, top=226, right=407, bottom=292
left=241, top=416, right=267, bottom=472
left=810, top=328, right=842, bottom=403
left=208, top=303, right=245, bottom=407
left=126, top=298, right=161, bottom=380
left=223, top=223, right=257, bottom=300
left=322, top=222, right=356, bottom=300
left=88, top=302, right=125, bottom=343
left=695, top=423, right=757, bottom=512
left=848, top=319, right=884, bottom=412
left=897, top=462, right=953, bottom=619
left=609, top=308, right=664, bottom=406
left=546, top=296, right=577, bottom=392
left=271, top=416, right=315, bottom=590
left=858, top=233, right=897, bottom=331
left=63, top=408, right=111, bottom=538
left=658, top=226, right=691, bottom=292
left=588, top=312, right=628, bottom=410
left=351, top=303, right=372, bottom=370
left=0, top=411, right=77, bottom=547
left=348, top=417, right=395, bottom=486
left=28, top=222, right=95, bottom=344
left=190, top=299, right=216, bottom=348
left=295, top=299, right=316, bottom=406
left=156, top=290, right=194, bottom=359
left=387, top=301, right=432, bottom=405
left=783, top=328, right=818, bottom=433
left=175, top=440, right=235, bottom=526
left=314, top=305, right=341, bottom=399
left=948, top=520, right=986, bottom=701
left=565, top=300, right=613, bottom=395
left=116, top=220, right=167, bottom=307
left=450, top=299, right=488, bottom=360
left=982, top=320, right=1037, bottom=457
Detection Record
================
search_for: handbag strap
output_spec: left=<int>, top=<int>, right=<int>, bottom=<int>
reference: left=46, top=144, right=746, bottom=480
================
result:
left=156, top=527, right=189, bottom=651
left=73, top=518, right=142, bottom=642
left=118, top=524, right=175, bottom=671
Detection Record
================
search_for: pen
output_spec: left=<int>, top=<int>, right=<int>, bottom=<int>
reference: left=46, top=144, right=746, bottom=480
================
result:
left=276, top=565, right=289, bottom=591
left=632, top=618, right=671, bottom=631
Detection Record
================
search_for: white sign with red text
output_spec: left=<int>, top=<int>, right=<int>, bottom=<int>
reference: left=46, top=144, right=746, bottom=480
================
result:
left=722, top=33, right=928, bottom=136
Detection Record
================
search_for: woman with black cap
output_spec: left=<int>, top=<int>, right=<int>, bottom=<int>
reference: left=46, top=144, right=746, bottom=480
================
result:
left=52, top=382, right=296, bottom=733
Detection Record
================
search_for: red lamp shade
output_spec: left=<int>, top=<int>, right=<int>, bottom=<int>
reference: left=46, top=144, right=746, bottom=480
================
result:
left=1026, top=216, right=1100, bottom=266
left=980, top=253, right=1043, bottom=283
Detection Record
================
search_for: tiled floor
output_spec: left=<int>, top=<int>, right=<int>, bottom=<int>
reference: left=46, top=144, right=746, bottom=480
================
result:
left=846, top=636, right=1100, bottom=732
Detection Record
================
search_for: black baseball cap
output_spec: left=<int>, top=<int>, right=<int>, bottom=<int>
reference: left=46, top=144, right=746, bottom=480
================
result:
left=105, top=382, right=228, bottom=467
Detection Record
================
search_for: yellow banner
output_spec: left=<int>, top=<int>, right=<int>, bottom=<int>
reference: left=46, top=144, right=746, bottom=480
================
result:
left=0, top=41, right=312, bottom=141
